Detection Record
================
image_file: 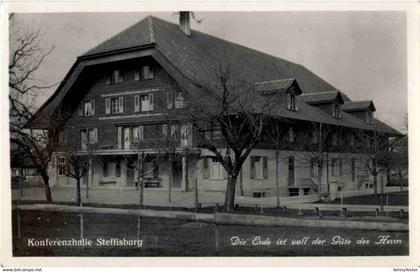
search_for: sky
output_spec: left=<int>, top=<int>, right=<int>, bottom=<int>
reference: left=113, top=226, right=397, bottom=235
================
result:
left=11, top=11, right=407, bottom=130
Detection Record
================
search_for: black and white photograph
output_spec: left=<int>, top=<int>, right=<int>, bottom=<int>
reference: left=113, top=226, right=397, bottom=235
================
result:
left=2, top=6, right=417, bottom=264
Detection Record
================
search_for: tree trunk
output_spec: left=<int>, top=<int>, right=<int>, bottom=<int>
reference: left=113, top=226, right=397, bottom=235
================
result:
left=76, top=178, right=81, bottom=206
left=318, top=165, right=323, bottom=201
left=275, top=150, right=280, bottom=207
left=224, top=175, right=237, bottom=212
left=41, top=171, right=52, bottom=204
left=137, top=153, right=144, bottom=208
left=373, top=173, right=378, bottom=196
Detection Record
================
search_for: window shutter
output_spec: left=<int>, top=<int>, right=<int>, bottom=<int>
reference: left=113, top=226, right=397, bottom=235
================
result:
left=93, top=128, right=98, bottom=144
left=139, top=125, right=144, bottom=140
left=167, top=93, right=173, bottom=109
left=134, top=95, right=140, bottom=112
left=79, top=103, right=83, bottom=116
left=203, top=158, right=209, bottom=179
left=118, top=97, right=124, bottom=113
left=105, top=98, right=111, bottom=114
left=149, top=94, right=154, bottom=111
left=117, top=127, right=122, bottom=149
left=117, top=70, right=123, bottom=83
left=263, top=156, right=268, bottom=179
left=91, top=100, right=95, bottom=115
left=134, top=69, right=140, bottom=81
left=286, top=94, right=291, bottom=110
left=250, top=156, right=255, bottom=179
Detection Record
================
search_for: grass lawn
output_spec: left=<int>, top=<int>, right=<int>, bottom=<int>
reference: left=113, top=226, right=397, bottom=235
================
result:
left=12, top=210, right=408, bottom=256
left=319, top=191, right=408, bottom=206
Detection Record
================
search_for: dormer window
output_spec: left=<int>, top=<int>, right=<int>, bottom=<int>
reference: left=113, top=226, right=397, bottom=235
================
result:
left=332, top=104, right=341, bottom=119
left=366, top=110, right=374, bottom=124
left=286, top=93, right=297, bottom=111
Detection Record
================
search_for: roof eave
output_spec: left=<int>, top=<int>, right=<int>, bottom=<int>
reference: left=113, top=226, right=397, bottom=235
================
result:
left=78, top=43, right=156, bottom=61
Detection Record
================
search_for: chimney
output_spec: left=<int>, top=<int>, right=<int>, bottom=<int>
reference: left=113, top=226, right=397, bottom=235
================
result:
left=179, top=11, right=191, bottom=36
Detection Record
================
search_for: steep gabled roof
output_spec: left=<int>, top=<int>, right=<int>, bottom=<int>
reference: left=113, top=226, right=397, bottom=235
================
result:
left=82, top=16, right=337, bottom=94
left=301, top=91, right=345, bottom=105
left=342, top=100, right=376, bottom=112
left=32, top=15, right=400, bottom=135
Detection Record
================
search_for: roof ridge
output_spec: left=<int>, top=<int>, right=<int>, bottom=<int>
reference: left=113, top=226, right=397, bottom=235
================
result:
left=148, top=16, right=156, bottom=43
left=344, top=100, right=373, bottom=103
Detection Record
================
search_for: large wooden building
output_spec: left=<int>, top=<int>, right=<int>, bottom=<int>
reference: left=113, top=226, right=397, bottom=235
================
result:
left=31, top=13, right=399, bottom=199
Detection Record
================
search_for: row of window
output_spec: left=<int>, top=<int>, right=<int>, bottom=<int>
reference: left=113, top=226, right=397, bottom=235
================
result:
left=78, top=92, right=185, bottom=117
left=107, top=66, right=154, bottom=85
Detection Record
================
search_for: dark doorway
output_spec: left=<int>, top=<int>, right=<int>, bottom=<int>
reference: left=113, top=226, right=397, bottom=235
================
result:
left=172, top=160, right=182, bottom=188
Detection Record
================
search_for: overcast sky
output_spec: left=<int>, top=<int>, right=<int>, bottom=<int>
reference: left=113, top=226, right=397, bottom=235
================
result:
left=12, top=11, right=407, bottom=130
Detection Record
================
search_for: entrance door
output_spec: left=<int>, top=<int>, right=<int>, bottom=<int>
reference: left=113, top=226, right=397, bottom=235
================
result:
left=172, top=160, right=182, bottom=188
left=123, top=127, right=131, bottom=150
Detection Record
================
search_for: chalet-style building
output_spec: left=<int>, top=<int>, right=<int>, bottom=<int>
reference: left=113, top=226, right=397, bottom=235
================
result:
left=31, top=13, right=399, bottom=199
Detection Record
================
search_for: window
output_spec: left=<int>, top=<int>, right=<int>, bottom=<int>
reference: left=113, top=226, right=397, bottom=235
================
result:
left=132, top=126, right=139, bottom=142
left=286, top=93, right=296, bottom=111
left=250, top=156, right=268, bottom=179
left=288, top=156, right=295, bottom=186
left=88, top=128, right=98, bottom=144
left=134, top=95, right=140, bottom=112
left=288, top=127, right=295, bottom=143
left=103, top=159, right=119, bottom=178
left=167, top=92, right=174, bottom=109
left=310, top=158, right=319, bottom=177
left=141, top=65, right=154, bottom=80
left=80, top=128, right=98, bottom=150
left=332, top=104, right=341, bottom=119
left=58, top=157, right=66, bottom=176
left=366, top=110, right=374, bottom=124
left=162, top=124, right=168, bottom=138
left=210, top=158, right=224, bottom=179
left=140, top=94, right=154, bottom=112
left=170, top=124, right=179, bottom=140
left=331, top=158, right=343, bottom=176
left=106, top=97, right=123, bottom=114
left=81, top=130, right=87, bottom=150
left=351, top=158, right=356, bottom=182
left=109, top=70, right=122, bottom=84
left=78, top=100, right=95, bottom=117
left=175, top=92, right=184, bottom=108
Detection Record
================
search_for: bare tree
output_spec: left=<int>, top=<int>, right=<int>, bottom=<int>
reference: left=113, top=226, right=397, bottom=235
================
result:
left=293, top=122, right=341, bottom=200
left=264, top=118, right=290, bottom=206
left=60, top=127, right=97, bottom=206
left=188, top=64, right=277, bottom=212
left=9, top=14, right=58, bottom=203
left=124, top=126, right=173, bottom=208
left=354, top=127, right=394, bottom=197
